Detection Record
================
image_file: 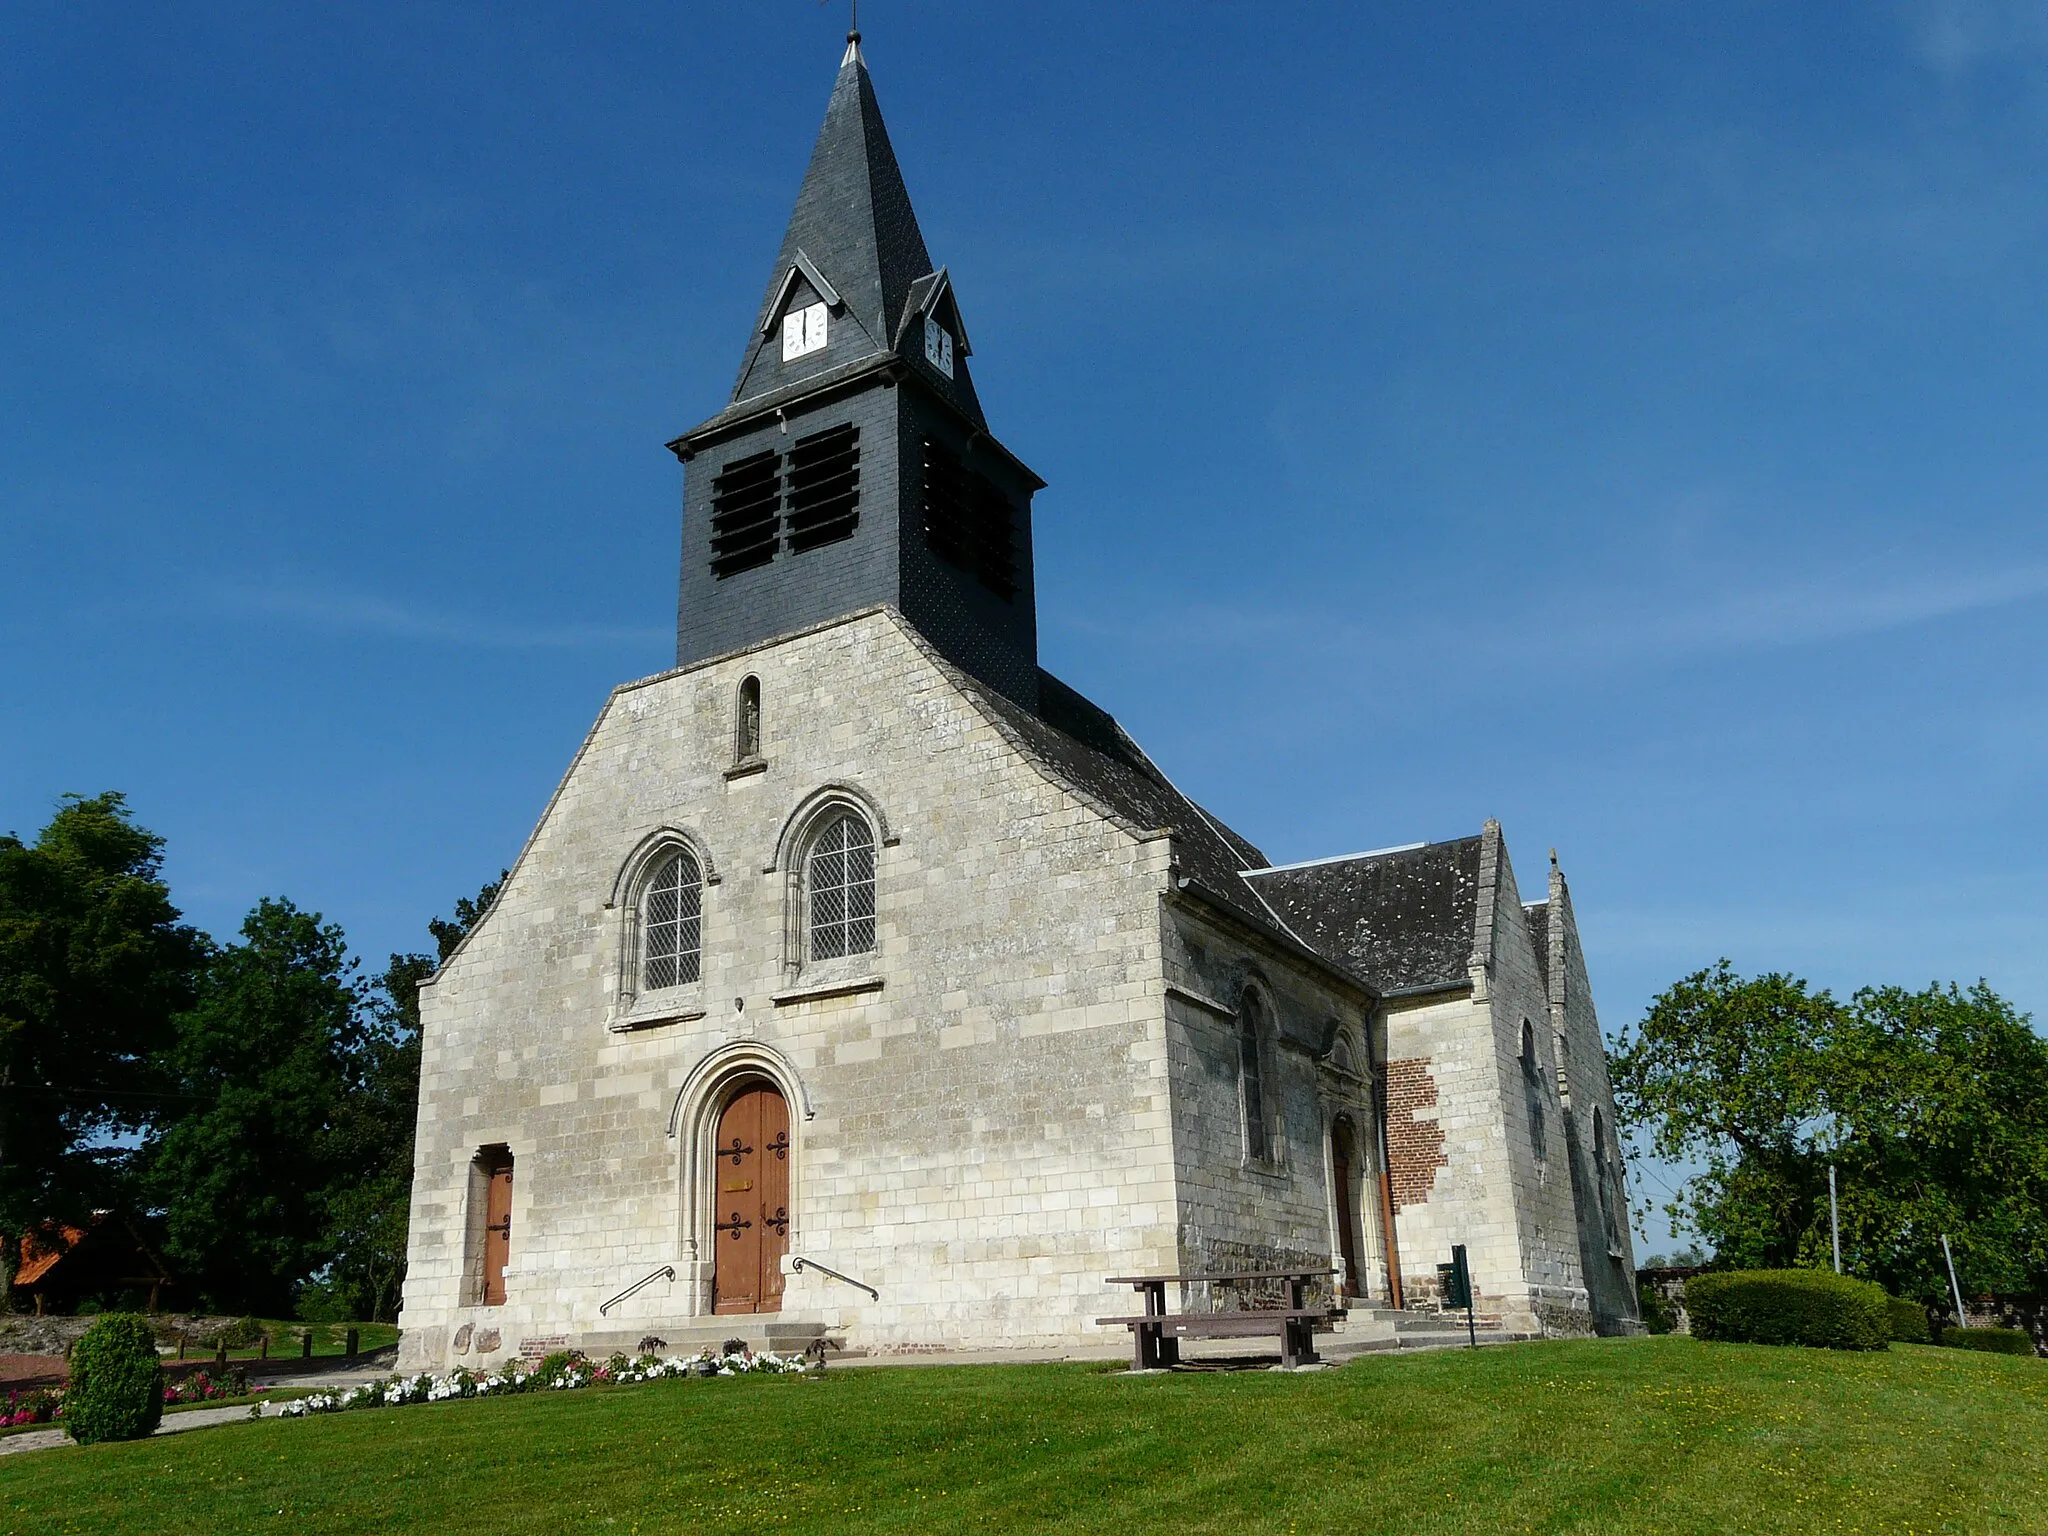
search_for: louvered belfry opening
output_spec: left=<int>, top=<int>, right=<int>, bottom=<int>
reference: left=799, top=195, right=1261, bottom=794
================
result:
left=709, top=449, right=782, bottom=578
left=784, top=423, right=862, bottom=552
left=920, top=438, right=1017, bottom=600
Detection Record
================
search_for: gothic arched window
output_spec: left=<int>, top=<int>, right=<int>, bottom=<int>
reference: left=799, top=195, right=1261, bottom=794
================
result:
left=1520, top=1021, right=1548, bottom=1161
left=642, top=850, right=703, bottom=990
left=1593, top=1106, right=1620, bottom=1252
left=805, top=813, right=876, bottom=962
left=1239, top=990, right=1270, bottom=1160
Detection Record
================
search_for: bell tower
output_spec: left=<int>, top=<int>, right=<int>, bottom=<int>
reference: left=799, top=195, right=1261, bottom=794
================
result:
left=668, top=33, right=1044, bottom=707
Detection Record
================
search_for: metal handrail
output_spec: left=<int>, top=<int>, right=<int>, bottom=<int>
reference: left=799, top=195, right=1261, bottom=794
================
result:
left=790, top=1256, right=877, bottom=1300
left=600, top=1264, right=676, bottom=1316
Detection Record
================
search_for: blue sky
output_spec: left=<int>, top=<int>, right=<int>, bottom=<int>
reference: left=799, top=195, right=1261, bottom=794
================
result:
left=6, top=3, right=2046, bottom=1248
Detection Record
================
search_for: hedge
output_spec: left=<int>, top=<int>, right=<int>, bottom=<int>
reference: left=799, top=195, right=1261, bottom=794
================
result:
left=1637, top=1281, right=1675, bottom=1336
left=1685, top=1269, right=1890, bottom=1351
left=65, top=1314, right=164, bottom=1444
left=1887, top=1297, right=1933, bottom=1344
left=1940, top=1326, right=2035, bottom=1357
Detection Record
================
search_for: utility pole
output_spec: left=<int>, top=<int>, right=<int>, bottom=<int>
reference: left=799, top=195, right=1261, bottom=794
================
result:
left=1941, top=1234, right=1967, bottom=1326
left=1828, top=1165, right=1841, bottom=1274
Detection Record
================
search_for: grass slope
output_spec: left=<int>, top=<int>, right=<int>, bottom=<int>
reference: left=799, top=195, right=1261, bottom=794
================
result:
left=3, top=1338, right=2043, bottom=1535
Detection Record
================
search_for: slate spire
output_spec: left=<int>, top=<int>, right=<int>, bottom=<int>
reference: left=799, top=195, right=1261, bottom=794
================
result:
left=731, top=40, right=935, bottom=403
left=672, top=38, right=1038, bottom=707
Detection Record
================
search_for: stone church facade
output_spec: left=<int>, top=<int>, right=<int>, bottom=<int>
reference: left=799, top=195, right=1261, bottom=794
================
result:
left=397, top=36, right=1639, bottom=1372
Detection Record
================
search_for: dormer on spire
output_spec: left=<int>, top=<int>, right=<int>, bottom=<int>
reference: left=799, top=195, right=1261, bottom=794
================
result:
left=722, top=40, right=986, bottom=424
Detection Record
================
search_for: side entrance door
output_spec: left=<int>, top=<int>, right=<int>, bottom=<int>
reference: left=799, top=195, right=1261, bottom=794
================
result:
left=1332, top=1118, right=1364, bottom=1298
left=712, top=1084, right=790, bottom=1314
left=481, top=1150, right=514, bottom=1306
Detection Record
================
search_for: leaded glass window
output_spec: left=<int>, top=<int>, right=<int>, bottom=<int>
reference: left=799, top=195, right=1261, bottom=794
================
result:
left=1239, top=993, right=1269, bottom=1159
left=641, top=851, right=702, bottom=990
left=806, top=813, right=875, bottom=961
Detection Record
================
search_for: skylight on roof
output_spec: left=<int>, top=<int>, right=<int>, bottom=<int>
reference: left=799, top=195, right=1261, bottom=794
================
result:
left=1246, top=843, right=1429, bottom=876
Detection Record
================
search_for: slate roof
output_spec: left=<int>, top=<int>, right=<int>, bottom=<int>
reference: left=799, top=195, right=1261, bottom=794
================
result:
left=743, top=43, right=929, bottom=380
left=937, top=660, right=1287, bottom=940
left=1243, top=837, right=1484, bottom=995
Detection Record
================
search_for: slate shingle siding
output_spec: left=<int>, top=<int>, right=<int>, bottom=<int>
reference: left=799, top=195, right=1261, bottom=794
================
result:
left=669, top=48, right=1038, bottom=708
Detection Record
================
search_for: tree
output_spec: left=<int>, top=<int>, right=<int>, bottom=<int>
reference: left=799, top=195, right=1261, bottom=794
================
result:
left=310, top=874, right=503, bottom=1322
left=147, top=899, right=366, bottom=1315
left=0, top=794, right=205, bottom=1283
left=1826, top=982, right=2048, bottom=1300
left=1613, top=962, right=2048, bottom=1299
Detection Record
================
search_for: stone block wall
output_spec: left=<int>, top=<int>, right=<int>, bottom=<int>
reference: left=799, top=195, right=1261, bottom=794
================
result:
left=1157, top=904, right=1377, bottom=1303
left=1478, top=838, right=1596, bottom=1334
left=1545, top=866, right=1640, bottom=1330
left=1381, top=991, right=1531, bottom=1325
left=400, top=609, right=1181, bottom=1373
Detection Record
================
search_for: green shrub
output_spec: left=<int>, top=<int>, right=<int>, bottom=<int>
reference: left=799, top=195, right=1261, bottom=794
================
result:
left=1941, top=1326, right=2035, bottom=1357
left=1637, top=1281, right=1675, bottom=1336
left=65, top=1314, right=164, bottom=1444
left=1887, top=1297, right=1933, bottom=1344
left=1685, top=1269, right=1889, bottom=1351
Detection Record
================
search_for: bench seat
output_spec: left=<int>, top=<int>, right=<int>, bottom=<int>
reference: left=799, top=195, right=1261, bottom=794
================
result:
left=1096, top=1308, right=1338, bottom=1333
left=1098, top=1307, right=1343, bottom=1368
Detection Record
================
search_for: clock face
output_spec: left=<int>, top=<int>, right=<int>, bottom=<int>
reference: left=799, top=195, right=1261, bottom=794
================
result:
left=923, top=315, right=954, bottom=378
left=782, top=302, right=829, bottom=362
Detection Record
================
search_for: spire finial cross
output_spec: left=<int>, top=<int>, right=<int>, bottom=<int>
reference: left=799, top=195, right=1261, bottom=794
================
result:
left=824, top=0, right=860, bottom=48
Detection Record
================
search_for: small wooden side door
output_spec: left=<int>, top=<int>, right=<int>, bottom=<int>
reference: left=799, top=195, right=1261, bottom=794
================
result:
left=1333, top=1120, right=1363, bottom=1298
left=713, top=1085, right=790, bottom=1314
left=482, top=1154, right=514, bottom=1306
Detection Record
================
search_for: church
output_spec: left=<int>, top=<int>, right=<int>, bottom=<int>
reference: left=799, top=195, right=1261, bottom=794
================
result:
left=397, top=34, right=1640, bottom=1370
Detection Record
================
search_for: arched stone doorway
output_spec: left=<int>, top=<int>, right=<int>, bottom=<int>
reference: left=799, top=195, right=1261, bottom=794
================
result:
left=711, top=1081, right=791, bottom=1314
left=1331, top=1116, right=1366, bottom=1298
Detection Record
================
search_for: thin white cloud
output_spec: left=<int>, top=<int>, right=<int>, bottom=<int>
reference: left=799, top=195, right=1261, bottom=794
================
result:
left=212, top=583, right=669, bottom=651
left=1908, top=0, right=2048, bottom=78
left=1566, top=559, right=2048, bottom=663
left=1052, top=553, right=2048, bottom=677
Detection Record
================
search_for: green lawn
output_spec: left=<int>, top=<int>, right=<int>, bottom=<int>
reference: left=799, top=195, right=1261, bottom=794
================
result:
left=4, top=1338, right=2044, bottom=1535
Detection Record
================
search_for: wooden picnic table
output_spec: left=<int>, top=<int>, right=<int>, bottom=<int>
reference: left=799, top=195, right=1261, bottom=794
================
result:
left=1099, top=1268, right=1341, bottom=1370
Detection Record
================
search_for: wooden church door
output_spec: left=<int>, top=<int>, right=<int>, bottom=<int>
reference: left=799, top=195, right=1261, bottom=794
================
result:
left=481, top=1151, right=514, bottom=1306
left=1332, top=1119, right=1364, bottom=1298
left=712, top=1084, right=790, bottom=1314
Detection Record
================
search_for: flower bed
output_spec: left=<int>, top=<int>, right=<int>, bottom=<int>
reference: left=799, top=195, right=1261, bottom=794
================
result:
left=278, top=1347, right=807, bottom=1419
left=165, top=1369, right=262, bottom=1406
left=4, top=1388, right=63, bottom=1428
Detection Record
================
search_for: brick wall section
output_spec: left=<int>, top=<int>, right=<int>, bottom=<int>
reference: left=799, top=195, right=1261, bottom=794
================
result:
left=1384, top=1058, right=1447, bottom=1211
